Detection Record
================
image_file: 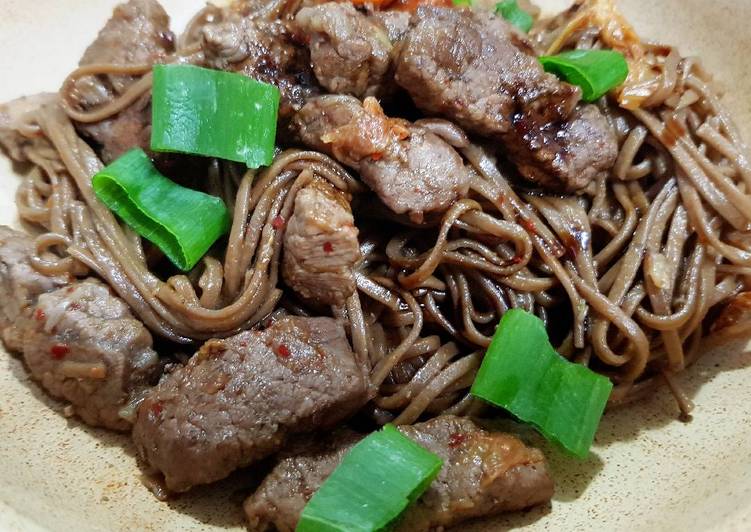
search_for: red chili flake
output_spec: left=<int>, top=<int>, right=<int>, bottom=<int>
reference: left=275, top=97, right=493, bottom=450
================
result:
left=34, top=308, right=46, bottom=322
left=448, top=432, right=466, bottom=448
left=662, top=116, right=687, bottom=148
left=150, top=401, right=163, bottom=416
left=562, top=233, right=579, bottom=259
left=272, top=215, right=286, bottom=230
left=496, top=193, right=506, bottom=206
left=370, top=152, right=383, bottom=161
left=511, top=255, right=524, bottom=265
left=322, top=242, right=334, bottom=253
left=50, top=344, right=70, bottom=360
left=69, top=302, right=81, bottom=311
left=520, top=217, right=537, bottom=236
left=276, top=344, right=291, bottom=358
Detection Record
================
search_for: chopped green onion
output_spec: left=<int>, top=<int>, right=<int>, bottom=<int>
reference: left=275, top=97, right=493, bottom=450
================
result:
left=471, top=309, right=613, bottom=458
left=297, top=425, right=443, bottom=532
left=452, top=0, right=472, bottom=6
left=539, top=50, right=629, bottom=102
left=92, top=148, right=231, bottom=271
left=495, top=0, right=534, bottom=33
left=150, top=64, right=280, bottom=168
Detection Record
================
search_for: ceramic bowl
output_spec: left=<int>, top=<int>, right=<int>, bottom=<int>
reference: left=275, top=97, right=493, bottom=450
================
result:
left=0, top=1, right=749, bottom=530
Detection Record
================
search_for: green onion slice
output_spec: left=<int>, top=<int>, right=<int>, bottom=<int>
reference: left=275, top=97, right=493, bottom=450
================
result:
left=495, top=0, right=534, bottom=33
left=471, top=309, right=613, bottom=458
left=539, top=49, right=629, bottom=102
left=452, top=0, right=472, bottom=6
left=151, top=64, right=280, bottom=168
left=92, top=148, right=231, bottom=271
left=297, top=424, right=443, bottom=532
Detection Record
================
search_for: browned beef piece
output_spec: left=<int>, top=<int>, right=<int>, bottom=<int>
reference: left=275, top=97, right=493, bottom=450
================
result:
left=0, top=94, right=57, bottom=162
left=19, top=279, right=162, bottom=431
left=282, top=178, right=361, bottom=306
left=72, top=0, right=175, bottom=162
left=395, top=8, right=576, bottom=137
left=0, top=227, right=69, bottom=352
left=294, top=2, right=396, bottom=98
left=396, top=416, right=553, bottom=530
left=77, top=0, right=174, bottom=101
left=394, top=7, right=617, bottom=191
left=505, top=104, right=619, bottom=190
left=294, top=95, right=470, bottom=223
left=132, top=317, right=369, bottom=492
left=0, top=228, right=161, bottom=430
left=244, top=415, right=554, bottom=532
left=200, top=9, right=318, bottom=119
left=79, top=94, right=153, bottom=165
left=371, top=10, right=411, bottom=43
left=244, top=429, right=361, bottom=532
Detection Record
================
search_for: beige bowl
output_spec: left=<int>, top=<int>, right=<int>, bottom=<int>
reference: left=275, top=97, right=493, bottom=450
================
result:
left=1, top=0, right=750, bottom=530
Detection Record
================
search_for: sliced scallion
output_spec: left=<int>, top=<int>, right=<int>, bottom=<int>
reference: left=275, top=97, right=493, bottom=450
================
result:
left=150, top=64, right=280, bottom=168
left=297, top=424, right=443, bottom=532
left=92, top=148, right=231, bottom=271
left=539, top=49, right=629, bottom=102
left=470, top=309, right=613, bottom=458
left=495, top=0, right=534, bottom=33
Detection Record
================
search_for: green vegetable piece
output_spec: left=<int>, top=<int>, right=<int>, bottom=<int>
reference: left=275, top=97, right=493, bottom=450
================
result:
left=539, top=49, right=629, bottom=102
left=495, top=0, right=534, bottom=33
left=151, top=64, right=280, bottom=168
left=297, top=424, right=443, bottom=532
left=471, top=309, right=613, bottom=458
left=452, top=0, right=472, bottom=6
left=92, top=148, right=231, bottom=271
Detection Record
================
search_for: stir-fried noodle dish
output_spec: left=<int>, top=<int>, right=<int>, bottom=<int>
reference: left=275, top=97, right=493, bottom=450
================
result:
left=1, top=0, right=750, bottom=528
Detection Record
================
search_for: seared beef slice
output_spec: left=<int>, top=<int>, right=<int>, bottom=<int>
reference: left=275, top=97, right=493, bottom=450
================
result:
left=395, top=7, right=617, bottom=191
left=244, top=415, right=554, bottom=531
left=200, top=6, right=318, bottom=119
left=0, top=227, right=160, bottom=431
left=282, top=178, right=361, bottom=306
left=0, top=227, right=69, bottom=351
left=295, top=95, right=470, bottom=222
left=0, top=94, right=57, bottom=162
left=73, top=0, right=175, bottom=162
left=133, top=317, right=369, bottom=492
left=21, top=279, right=162, bottom=431
left=294, top=2, right=396, bottom=98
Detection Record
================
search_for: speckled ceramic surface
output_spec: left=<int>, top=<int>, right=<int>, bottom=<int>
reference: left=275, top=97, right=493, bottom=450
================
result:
left=0, top=0, right=750, bottom=530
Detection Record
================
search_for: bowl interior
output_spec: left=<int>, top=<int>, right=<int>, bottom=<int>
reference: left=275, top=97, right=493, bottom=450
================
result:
left=0, top=1, right=750, bottom=531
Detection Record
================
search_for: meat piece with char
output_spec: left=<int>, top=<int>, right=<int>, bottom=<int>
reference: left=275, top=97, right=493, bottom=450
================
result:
left=370, top=10, right=411, bottom=43
left=72, top=0, right=175, bottom=163
left=19, top=279, right=162, bottom=431
left=506, top=104, right=619, bottom=191
left=132, top=316, right=369, bottom=492
left=282, top=178, right=361, bottom=306
left=0, top=226, right=69, bottom=352
left=76, top=0, right=174, bottom=104
left=244, top=415, right=554, bottom=532
left=394, top=7, right=617, bottom=191
left=200, top=8, right=318, bottom=119
left=294, top=2, right=397, bottom=98
left=395, top=7, right=578, bottom=137
left=294, top=95, right=470, bottom=223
